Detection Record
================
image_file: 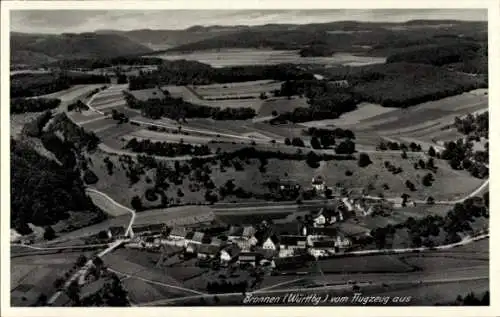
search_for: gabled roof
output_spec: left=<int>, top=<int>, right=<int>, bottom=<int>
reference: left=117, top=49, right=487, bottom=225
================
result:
left=170, top=227, right=187, bottom=237
left=228, top=226, right=244, bottom=236
left=274, top=254, right=314, bottom=268
left=223, top=244, right=241, bottom=257
left=196, top=243, right=220, bottom=255
left=242, top=226, right=256, bottom=238
left=210, top=238, right=223, bottom=246
left=191, top=231, right=205, bottom=242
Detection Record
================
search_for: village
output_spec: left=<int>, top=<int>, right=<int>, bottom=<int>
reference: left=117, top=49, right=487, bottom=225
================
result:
left=91, top=175, right=413, bottom=274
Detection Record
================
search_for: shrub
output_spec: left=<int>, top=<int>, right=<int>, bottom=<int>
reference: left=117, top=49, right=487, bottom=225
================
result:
left=83, top=170, right=99, bottom=185
left=358, top=153, right=372, bottom=167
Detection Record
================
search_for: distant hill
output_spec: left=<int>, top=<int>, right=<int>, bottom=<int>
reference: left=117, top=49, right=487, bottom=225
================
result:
left=164, top=20, right=487, bottom=54
left=11, top=32, right=153, bottom=66
left=96, top=26, right=248, bottom=51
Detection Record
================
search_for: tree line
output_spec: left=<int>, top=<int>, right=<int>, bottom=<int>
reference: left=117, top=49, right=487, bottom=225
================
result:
left=11, top=98, right=61, bottom=114
left=125, top=138, right=212, bottom=157
left=123, top=91, right=256, bottom=121
left=11, top=72, right=110, bottom=98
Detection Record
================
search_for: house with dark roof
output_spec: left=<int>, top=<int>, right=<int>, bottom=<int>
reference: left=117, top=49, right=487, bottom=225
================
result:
left=210, top=237, right=223, bottom=247
left=237, top=252, right=261, bottom=267
left=169, top=227, right=187, bottom=239
left=273, top=254, right=314, bottom=271
left=220, top=244, right=241, bottom=265
left=278, top=235, right=307, bottom=257
left=132, top=223, right=167, bottom=236
left=107, top=226, right=125, bottom=239
left=196, top=244, right=221, bottom=260
left=185, top=231, right=205, bottom=247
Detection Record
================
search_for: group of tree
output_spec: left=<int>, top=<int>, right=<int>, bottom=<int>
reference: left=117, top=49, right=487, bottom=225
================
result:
left=22, top=110, right=53, bottom=137
left=11, top=98, right=61, bottom=114
left=358, top=153, right=372, bottom=167
left=111, top=109, right=129, bottom=123
left=284, top=137, right=306, bottom=147
left=11, top=139, right=105, bottom=234
left=370, top=195, right=488, bottom=249
left=206, top=280, right=248, bottom=294
left=305, top=127, right=355, bottom=149
left=386, top=42, right=483, bottom=66
left=127, top=60, right=313, bottom=90
left=454, top=112, right=488, bottom=140
left=123, top=91, right=256, bottom=121
left=49, top=56, right=164, bottom=70
left=441, top=139, right=488, bottom=178
left=384, top=161, right=403, bottom=175
left=125, top=138, right=211, bottom=157
left=350, top=62, right=486, bottom=108
left=377, top=141, right=410, bottom=151
left=452, top=291, right=489, bottom=306
left=11, top=72, right=110, bottom=98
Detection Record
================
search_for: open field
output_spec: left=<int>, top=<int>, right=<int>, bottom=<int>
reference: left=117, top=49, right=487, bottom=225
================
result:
left=154, top=49, right=386, bottom=68
left=258, top=97, right=309, bottom=117
left=316, top=255, right=414, bottom=274
left=189, top=80, right=282, bottom=98
left=300, top=103, right=399, bottom=128
left=86, top=189, right=132, bottom=217
left=11, top=252, right=94, bottom=295
left=164, top=85, right=266, bottom=111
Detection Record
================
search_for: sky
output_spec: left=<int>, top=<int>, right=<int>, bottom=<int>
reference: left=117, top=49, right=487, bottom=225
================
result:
left=10, top=9, right=487, bottom=34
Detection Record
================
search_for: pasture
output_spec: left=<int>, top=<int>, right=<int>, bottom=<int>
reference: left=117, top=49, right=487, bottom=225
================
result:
left=258, top=97, right=309, bottom=117
left=190, top=80, right=282, bottom=98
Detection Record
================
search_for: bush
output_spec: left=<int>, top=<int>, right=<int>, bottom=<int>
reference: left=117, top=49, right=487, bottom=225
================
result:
left=131, top=196, right=143, bottom=211
left=145, top=188, right=158, bottom=202
left=43, top=226, right=56, bottom=240
left=358, top=153, right=372, bottom=167
left=83, top=170, right=99, bottom=185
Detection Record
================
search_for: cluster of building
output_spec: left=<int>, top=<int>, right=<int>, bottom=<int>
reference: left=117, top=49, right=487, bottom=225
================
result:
left=106, top=213, right=353, bottom=271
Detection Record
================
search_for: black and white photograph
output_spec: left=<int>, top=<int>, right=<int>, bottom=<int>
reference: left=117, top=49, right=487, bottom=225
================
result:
left=3, top=2, right=495, bottom=312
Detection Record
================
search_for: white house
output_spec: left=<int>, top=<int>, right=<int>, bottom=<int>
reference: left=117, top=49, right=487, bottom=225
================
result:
left=262, top=237, right=278, bottom=250
left=313, top=213, right=326, bottom=227
left=311, top=176, right=326, bottom=192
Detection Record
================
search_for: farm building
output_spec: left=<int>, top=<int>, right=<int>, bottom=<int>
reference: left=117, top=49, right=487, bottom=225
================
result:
left=196, top=244, right=221, bottom=259
left=185, top=231, right=205, bottom=246
left=107, top=226, right=125, bottom=239
left=273, top=253, right=314, bottom=271
left=279, top=235, right=307, bottom=257
left=220, top=244, right=241, bottom=265
left=312, top=175, right=326, bottom=191
left=228, top=225, right=256, bottom=241
left=169, top=227, right=187, bottom=240
left=131, top=223, right=168, bottom=236
left=237, top=252, right=261, bottom=267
